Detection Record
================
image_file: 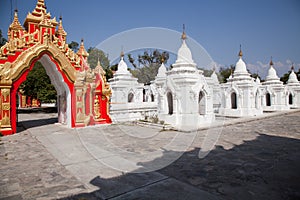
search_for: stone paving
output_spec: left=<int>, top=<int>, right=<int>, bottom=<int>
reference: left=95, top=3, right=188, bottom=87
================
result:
left=0, top=110, right=300, bottom=199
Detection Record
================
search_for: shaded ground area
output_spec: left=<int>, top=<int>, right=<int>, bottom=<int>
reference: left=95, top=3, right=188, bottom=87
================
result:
left=0, top=110, right=300, bottom=199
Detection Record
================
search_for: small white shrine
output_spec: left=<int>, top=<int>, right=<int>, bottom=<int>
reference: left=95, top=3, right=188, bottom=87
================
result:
left=218, top=48, right=263, bottom=117
left=155, top=30, right=214, bottom=131
left=261, top=58, right=289, bottom=111
left=109, top=53, right=156, bottom=122
left=286, top=65, right=300, bottom=108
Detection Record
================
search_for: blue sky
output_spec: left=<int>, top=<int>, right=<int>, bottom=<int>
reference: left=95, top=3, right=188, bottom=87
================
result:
left=0, top=0, right=299, bottom=78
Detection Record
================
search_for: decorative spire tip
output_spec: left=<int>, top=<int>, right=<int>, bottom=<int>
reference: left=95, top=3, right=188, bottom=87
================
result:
left=120, top=51, right=124, bottom=57
left=181, top=24, right=187, bottom=40
left=269, top=56, right=273, bottom=66
left=238, top=44, right=243, bottom=57
left=120, top=46, right=124, bottom=57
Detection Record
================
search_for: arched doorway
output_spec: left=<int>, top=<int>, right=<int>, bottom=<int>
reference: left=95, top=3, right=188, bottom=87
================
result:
left=198, top=91, right=206, bottom=115
left=231, top=92, right=237, bottom=109
left=151, top=94, right=155, bottom=102
left=128, top=92, right=134, bottom=103
left=11, top=53, right=74, bottom=131
left=167, top=92, right=173, bottom=115
left=266, top=93, right=271, bottom=106
left=289, top=93, right=293, bottom=105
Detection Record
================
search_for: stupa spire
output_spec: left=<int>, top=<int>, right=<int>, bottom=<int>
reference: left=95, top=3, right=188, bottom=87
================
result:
left=120, top=50, right=124, bottom=58
left=173, top=24, right=196, bottom=67
left=287, top=63, right=299, bottom=84
left=266, top=56, right=279, bottom=81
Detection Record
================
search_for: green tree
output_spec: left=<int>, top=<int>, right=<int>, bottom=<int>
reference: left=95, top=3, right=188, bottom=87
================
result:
left=68, top=41, right=79, bottom=52
left=87, top=47, right=110, bottom=69
left=219, top=65, right=235, bottom=83
left=0, top=29, right=8, bottom=47
left=19, top=62, right=57, bottom=103
left=127, top=49, right=170, bottom=84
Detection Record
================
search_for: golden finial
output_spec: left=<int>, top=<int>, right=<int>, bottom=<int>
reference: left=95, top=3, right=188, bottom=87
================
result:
left=181, top=24, right=187, bottom=40
left=120, top=46, right=124, bottom=57
left=269, top=56, right=273, bottom=66
left=161, top=56, right=165, bottom=64
left=238, top=44, right=243, bottom=57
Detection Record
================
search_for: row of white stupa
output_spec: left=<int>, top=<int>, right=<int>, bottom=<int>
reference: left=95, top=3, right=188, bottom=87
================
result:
left=106, top=30, right=300, bottom=131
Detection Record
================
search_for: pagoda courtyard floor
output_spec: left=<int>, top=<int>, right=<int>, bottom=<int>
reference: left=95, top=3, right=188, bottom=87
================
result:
left=1, top=110, right=300, bottom=200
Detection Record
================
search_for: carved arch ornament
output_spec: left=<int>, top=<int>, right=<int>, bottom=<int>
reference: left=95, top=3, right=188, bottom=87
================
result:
left=0, top=43, right=76, bottom=85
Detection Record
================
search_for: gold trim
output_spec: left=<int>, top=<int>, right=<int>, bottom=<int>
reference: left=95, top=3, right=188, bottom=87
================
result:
left=2, top=103, right=10, bottom=110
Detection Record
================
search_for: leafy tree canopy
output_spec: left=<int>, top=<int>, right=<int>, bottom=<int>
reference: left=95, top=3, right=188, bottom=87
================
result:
left=218, top=65, right=235, bottom=83
left=68, top=41, right=79, bottom=52
left=87, top=47, right=110, bottom=69
left=0, top=29, right=8, bottom=47
left=127, top=49, right=170, bottom=84
left=19, top=62, right=57, bottom=103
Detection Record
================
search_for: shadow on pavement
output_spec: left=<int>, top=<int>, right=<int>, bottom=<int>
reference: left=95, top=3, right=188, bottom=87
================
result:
left=17, top=107, right=58, bottom=132
left=60, top=134, right=300, bottom=200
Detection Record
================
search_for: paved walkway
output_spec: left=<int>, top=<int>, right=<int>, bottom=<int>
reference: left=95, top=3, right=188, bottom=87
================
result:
left=1, top=110, right=300, bottom=199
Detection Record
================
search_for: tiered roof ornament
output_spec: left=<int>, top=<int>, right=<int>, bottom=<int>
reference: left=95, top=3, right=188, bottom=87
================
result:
left=55, top=16, right=67, bottom=41
left=95, top=58, right=105, bottom=76
left=77, top=39, right=89, bottom=58
left=8, top=10, right=25, bottom=40
left=24, top=0, right=57, bottom=31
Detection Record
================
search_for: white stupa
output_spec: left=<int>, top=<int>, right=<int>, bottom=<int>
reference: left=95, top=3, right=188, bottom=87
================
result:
left=286, top=65, right=300, bottom=108
left=108, top=52, right=144, bottom=121
left=261, top=58, right=289, bottom=111
left=219, top=47, right=263, bottom=117
left=155, top=26, right=214, bottom=131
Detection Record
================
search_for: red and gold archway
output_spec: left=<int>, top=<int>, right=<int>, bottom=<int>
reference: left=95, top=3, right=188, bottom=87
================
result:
left=0, top=0, right=111, bottom=135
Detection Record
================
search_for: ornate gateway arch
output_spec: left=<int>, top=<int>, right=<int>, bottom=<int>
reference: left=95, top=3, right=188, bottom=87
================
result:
left=0, top=0, right=111, bottom=135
